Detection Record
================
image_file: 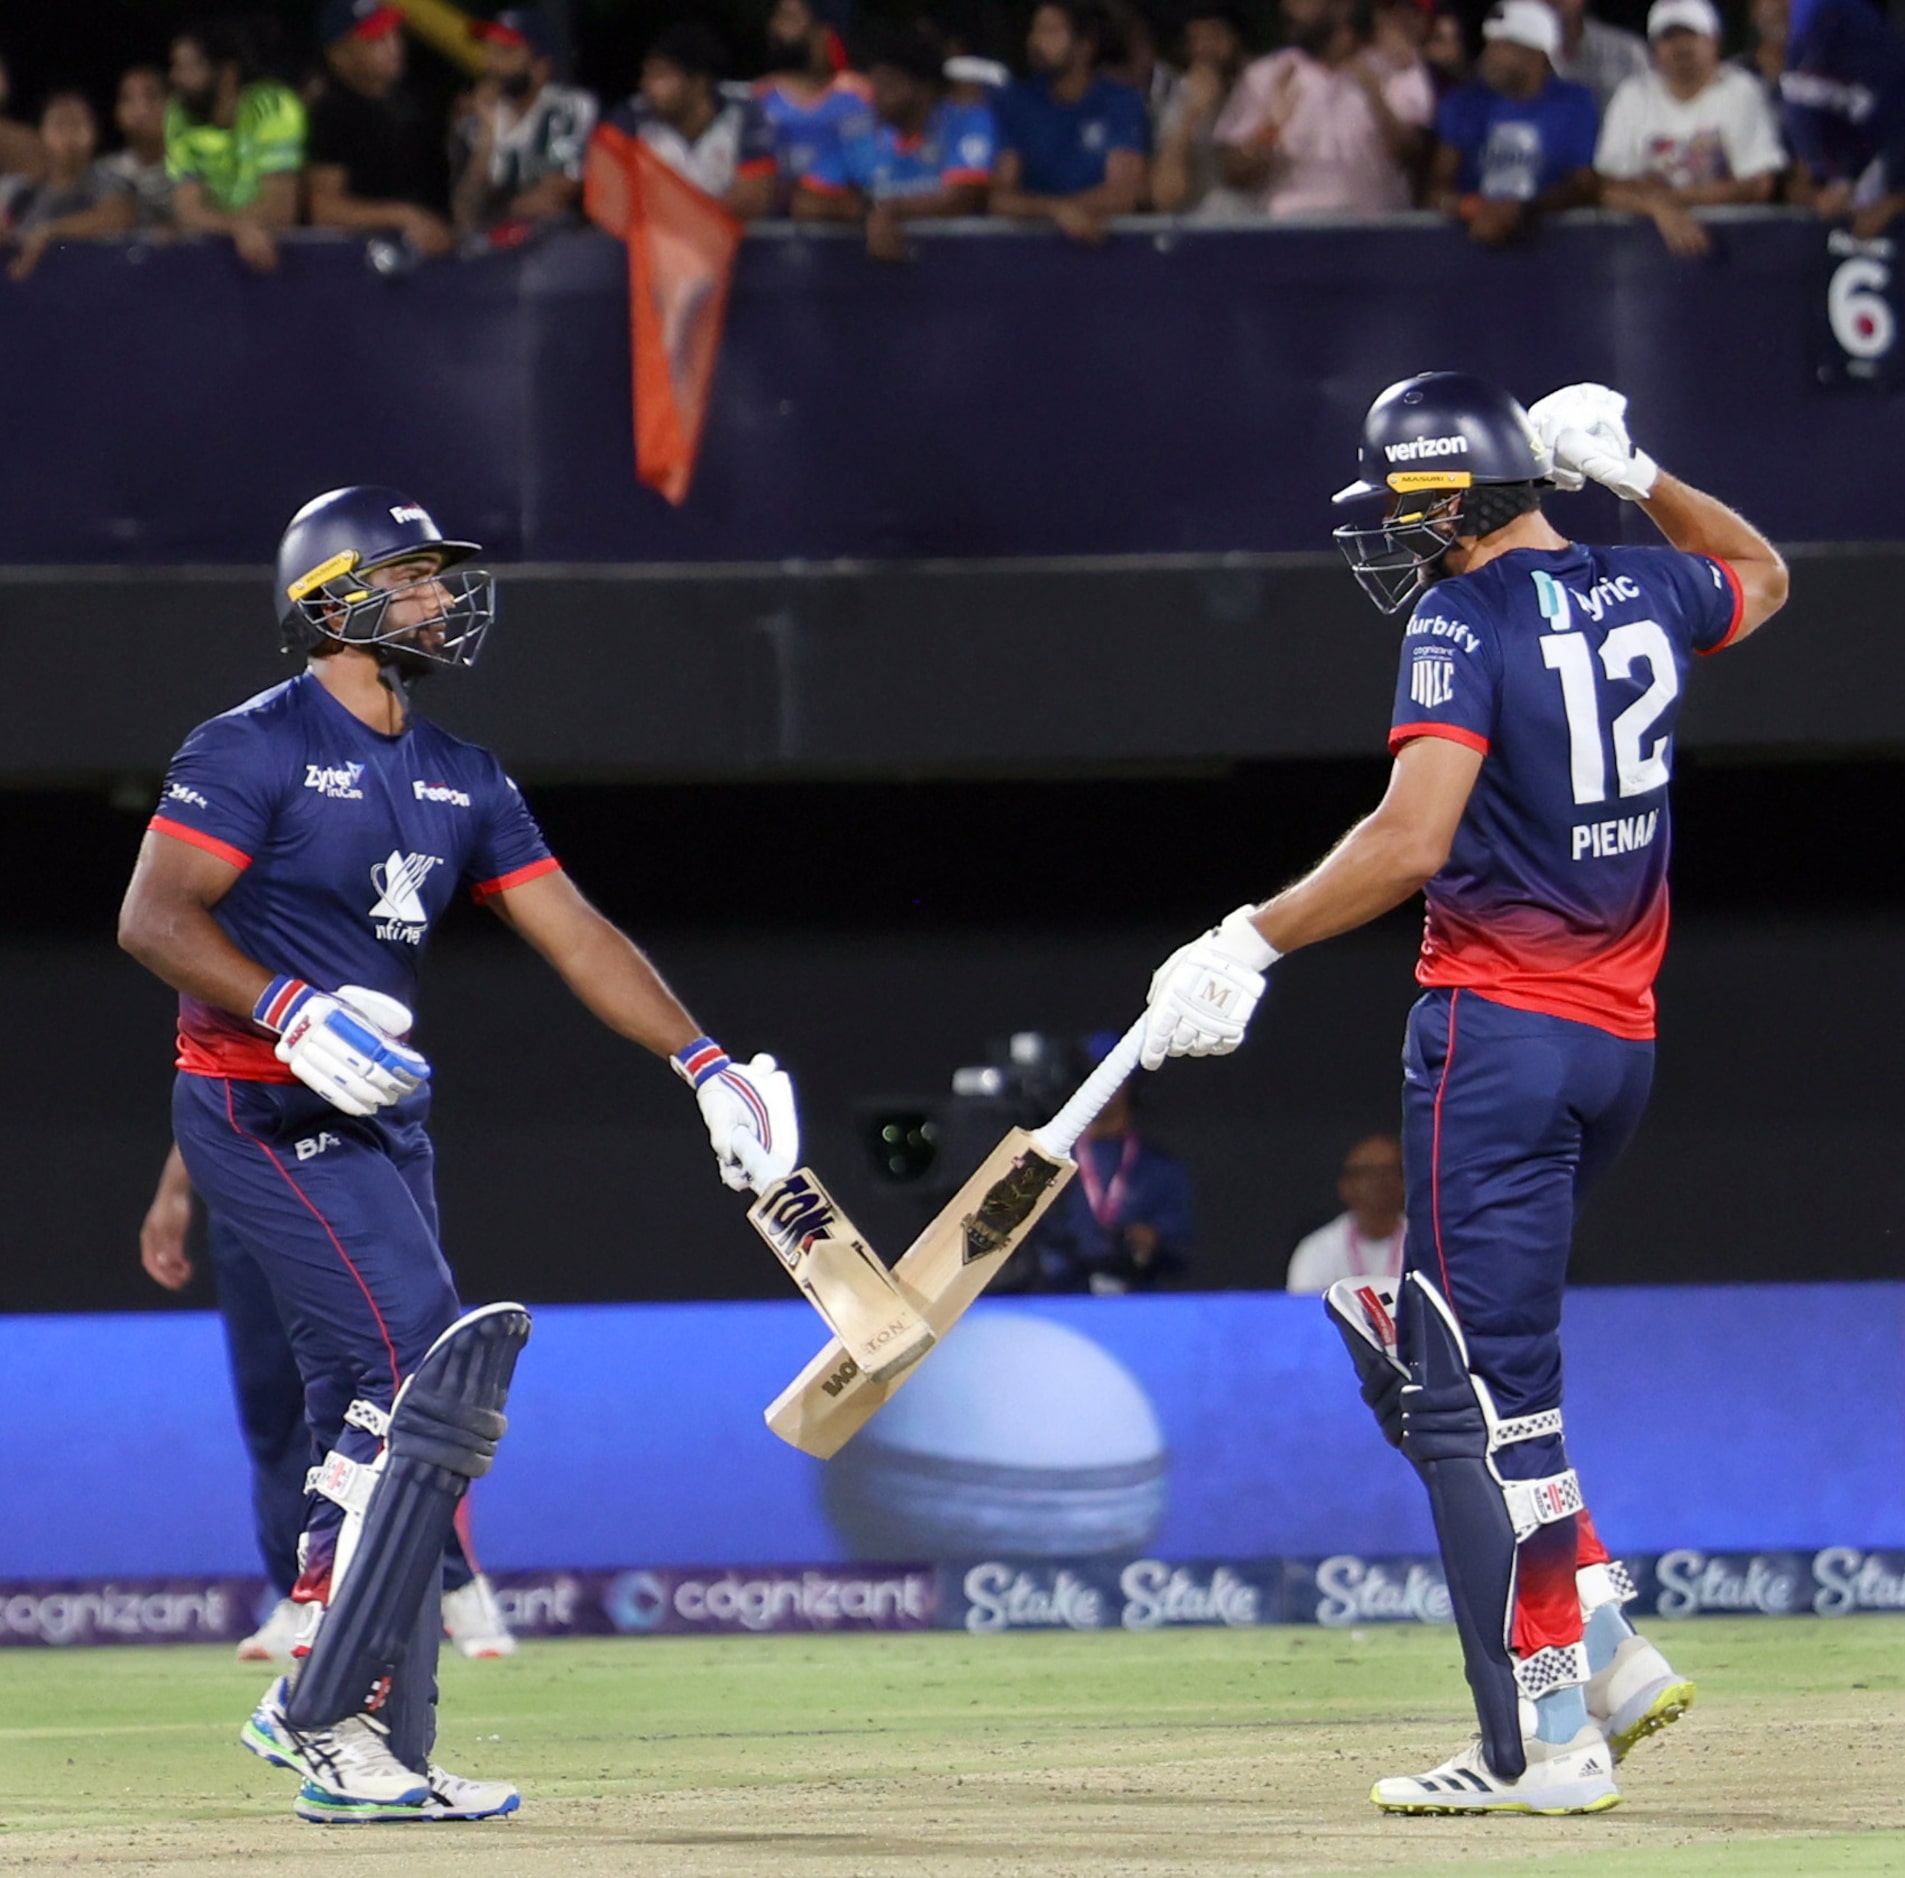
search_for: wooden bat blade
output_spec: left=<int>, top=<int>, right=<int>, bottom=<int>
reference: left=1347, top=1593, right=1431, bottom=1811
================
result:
left=747, top=1169, right=935, bottom=1383
left=763, top=1129, right=1074, bottom=1458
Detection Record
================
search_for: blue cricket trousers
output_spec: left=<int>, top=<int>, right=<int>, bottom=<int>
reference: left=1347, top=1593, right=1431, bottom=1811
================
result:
left=174, top=1072, right=462, bottom=1588
left=1399, top=987, right=1654, bottom=1654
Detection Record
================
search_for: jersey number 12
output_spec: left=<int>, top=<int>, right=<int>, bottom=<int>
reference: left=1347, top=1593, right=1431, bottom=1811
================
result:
left=1539, top=621, right=1679, bottom=807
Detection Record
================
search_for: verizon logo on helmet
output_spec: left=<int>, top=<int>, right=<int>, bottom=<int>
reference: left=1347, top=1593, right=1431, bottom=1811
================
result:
left=388, top=504, right=429, bottom=524
left=1385, top=435, right=1470, bottom=462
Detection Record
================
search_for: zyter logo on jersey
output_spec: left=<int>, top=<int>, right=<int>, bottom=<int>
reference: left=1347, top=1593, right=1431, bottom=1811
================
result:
left=370, top=851, right=442, bottom=944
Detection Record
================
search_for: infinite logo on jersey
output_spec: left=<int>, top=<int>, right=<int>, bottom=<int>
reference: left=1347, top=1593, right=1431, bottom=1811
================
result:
left=369, top=850, right=443, bottom=944
left=306, top=762, right=365, bottom=800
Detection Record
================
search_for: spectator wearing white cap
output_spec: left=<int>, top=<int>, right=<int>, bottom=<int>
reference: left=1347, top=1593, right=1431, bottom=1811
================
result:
left=1597, top=0, right=1785, bottom=254
left=1430, top=0, right=1598, bottom=243
left=1550, top=0, right=1651, bottom=109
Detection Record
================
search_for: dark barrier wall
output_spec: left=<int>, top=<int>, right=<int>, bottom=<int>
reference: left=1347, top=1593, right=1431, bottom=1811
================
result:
left=5, top=549, right=1902, bottom=783
left=1, top=214, right=1899, bottom=565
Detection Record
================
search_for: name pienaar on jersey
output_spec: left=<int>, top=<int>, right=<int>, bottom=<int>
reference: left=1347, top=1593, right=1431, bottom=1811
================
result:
left=1571, top=809, right=1660, bottom=860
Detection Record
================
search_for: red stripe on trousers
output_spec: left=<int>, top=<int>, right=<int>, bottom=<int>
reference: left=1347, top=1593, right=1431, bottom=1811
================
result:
left=221, top=1080, right=403, bottom=1395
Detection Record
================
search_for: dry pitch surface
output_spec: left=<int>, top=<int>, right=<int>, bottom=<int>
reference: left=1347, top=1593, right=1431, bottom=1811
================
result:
left=3, top=1618, right=1903, bottom=1877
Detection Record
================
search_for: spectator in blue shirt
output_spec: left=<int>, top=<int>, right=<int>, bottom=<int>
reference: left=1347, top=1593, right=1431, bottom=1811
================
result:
left=992, top=0, right=1149, bottom=241
left=794, top=22, right=996, bottom=258
left=1430, top=0, right=1599, bottom=243
left=1778, top=0, right=1905, bottom=236
left=754, top=0, right=874, bottom=205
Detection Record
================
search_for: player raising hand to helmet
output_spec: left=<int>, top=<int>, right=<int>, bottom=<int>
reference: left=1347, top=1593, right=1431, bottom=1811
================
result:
left=1138, top=373, right=1786, bottom=1815
left=118, top=485, right=800, bottom=1827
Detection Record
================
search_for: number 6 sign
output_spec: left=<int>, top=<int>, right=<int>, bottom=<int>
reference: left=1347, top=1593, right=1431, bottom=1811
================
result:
left=1818, top=229, right=1902, bottom=389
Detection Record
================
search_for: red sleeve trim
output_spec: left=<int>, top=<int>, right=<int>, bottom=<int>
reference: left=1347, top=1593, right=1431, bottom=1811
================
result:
left=149, top=815, right=252, bottom=871
left=941, top=168, right=992, bottom=186
left=470, top=854, right=562, bottom=903
left=1696, top=557, right=1746, bottom=656
left=736, top=159, right=778, bottom=179
left=1388, top=722, right=1490, bottom=757
left=797, top=175, right=854, bottom=196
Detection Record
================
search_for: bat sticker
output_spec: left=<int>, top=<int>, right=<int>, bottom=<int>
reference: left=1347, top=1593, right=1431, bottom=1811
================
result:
left=960, top=1151, right=1064, bottom=1264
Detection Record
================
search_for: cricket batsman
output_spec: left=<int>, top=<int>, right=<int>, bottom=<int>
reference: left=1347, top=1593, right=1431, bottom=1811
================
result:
left=119, top=486, right=800, bottom=1823
left=1134, top=376, right=1787, bottom=1812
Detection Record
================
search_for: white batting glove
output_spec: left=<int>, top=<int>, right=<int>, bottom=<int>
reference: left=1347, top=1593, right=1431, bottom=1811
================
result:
left=1527, top=382, right=1659, bottom=502
left=673, top=1038, right=801, bottom=1193
left=255, top=977, right=430, bottom=1119
left=1141, top=907, right=1280, bottom=1072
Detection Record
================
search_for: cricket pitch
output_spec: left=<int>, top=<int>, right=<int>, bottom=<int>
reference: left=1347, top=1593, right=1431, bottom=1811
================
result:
left=3, top=1618, right=1902, bottom=1876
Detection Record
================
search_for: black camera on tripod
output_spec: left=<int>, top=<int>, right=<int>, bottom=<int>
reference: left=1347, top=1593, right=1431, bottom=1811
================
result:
left=856, top=1031, right=1080, bottom=1197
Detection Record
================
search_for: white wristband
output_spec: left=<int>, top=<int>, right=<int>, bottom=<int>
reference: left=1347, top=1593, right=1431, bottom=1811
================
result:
left=1217, top=906, right=1281, bottom=972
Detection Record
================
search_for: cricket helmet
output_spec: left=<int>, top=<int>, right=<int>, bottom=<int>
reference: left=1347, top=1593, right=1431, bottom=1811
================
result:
left=275, top=485, right=494, bottom=669
left=1330, top=372, right=1553, bottom=614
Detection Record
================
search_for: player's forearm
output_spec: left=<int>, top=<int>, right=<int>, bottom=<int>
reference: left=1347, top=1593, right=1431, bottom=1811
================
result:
left=528, top=906, right=703, bottom=1057
left=1640, top=471, right=1789, bottom=629
left=510, top=174, right=577, bottom=220
left=1253, top=814, right=1447, bottom=956
left=154, top=1142, right=193, bottom=1209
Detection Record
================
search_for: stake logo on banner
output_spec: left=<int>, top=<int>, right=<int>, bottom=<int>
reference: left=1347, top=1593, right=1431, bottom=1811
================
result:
left=584, top=125, right=741, bottom=505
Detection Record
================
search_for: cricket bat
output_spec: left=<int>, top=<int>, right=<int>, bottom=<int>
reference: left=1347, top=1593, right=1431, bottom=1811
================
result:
left=763, top=1017, right=1150, bottom=1458
left=734, top=1146, right=937, bottom=1386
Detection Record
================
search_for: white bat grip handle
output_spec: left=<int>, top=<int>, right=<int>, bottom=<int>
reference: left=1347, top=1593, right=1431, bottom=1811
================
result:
left=731, top=1131, right=773, bottom=1193
left=1032, top=1016, right=1150, bottom=1161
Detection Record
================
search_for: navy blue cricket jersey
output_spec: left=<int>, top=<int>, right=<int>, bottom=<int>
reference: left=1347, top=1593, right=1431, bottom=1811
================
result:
left=151, top=672, right=557, bottom=1078
left=1389, top=541, right=1743, bottom=1040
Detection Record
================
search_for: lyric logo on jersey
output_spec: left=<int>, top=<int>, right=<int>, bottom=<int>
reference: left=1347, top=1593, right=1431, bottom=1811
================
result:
left=1384, top=434, right=1469, bottom=463
left=1410, top=648, right=1455, bottom=710
left=305, top=762, right=365, bottom=801
left=369, top=850, right=442, bottom=943
left=412, top=780, right=471, bottom=808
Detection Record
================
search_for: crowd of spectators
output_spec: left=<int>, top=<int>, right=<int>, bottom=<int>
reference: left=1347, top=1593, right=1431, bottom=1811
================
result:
left=2, top=0, right=1902, bottom=275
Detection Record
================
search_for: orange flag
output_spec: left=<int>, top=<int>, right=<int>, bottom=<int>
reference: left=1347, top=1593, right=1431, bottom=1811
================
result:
left=584, top=125, right=742, bottom=506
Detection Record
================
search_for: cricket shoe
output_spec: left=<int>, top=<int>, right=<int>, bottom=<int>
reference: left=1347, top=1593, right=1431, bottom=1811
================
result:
left=422, top=1764, right=520, bottom=1820
left=443, top=1573, right=517, bottom=1659
left=279, top=1710, right=429, bottom=1822
left=1588, top=1633, right=1696, bottom=1763
left=1372, top=1726, right=1620, bottom=1815
left=240, top=1675, right=304, bottom=1774
left=295, top=1761, right=520, bottom=1825
left=236, top=1596, right=301, bottom=1662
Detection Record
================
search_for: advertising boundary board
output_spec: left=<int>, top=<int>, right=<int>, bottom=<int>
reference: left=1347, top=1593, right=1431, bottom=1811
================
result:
left=10, top=1550, right=1905, bottom=1646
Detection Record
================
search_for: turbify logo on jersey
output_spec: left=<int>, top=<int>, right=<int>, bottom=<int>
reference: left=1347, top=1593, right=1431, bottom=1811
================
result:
left=369, top=850, right=443, bottom=943
left=305, top=762, right=365, bottom=800
left=1410, top=649, right=1455, bottom=710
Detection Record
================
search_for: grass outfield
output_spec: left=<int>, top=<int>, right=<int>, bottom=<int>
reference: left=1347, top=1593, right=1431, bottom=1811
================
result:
left=2, top=1619, right=1902, bottom=1876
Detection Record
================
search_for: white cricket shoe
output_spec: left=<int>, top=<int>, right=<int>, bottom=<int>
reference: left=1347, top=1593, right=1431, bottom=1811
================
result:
left=423, top=1764, right=521, bottom=1820
left=443, top=1573, right=517, bottom=1659
left=236, top=1597, right=301, bottom=1662
left=240, top=1674, right=304, bottom=1773
left=1372, top=1725, right=1620, bottom=1815
left=283, top=1711, right=430, bottom=1823
left=1588, top=1632, right=1696, bottom=1762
